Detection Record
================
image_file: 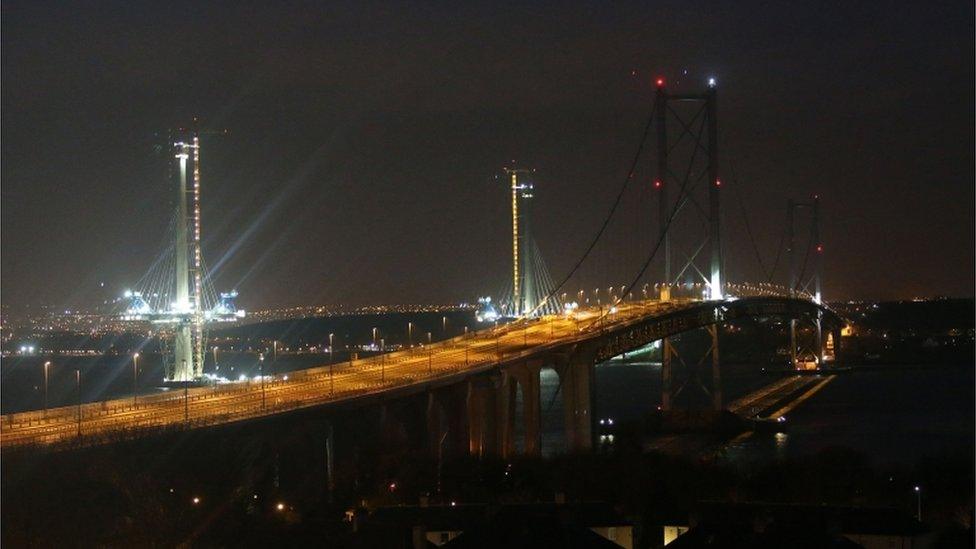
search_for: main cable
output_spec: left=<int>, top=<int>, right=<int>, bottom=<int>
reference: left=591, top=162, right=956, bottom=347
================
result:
left=525, top=94, right=658, bottom=317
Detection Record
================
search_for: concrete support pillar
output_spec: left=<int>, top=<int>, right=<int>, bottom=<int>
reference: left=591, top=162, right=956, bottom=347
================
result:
left=465, top=380, right=483, bottom=457
left=466, top=378, right=502, bottom=458
left=556, top=352, right=595, bottom=453
left=495, top=373, right=517, bottom=459
left=426, top=391, right=443, bottom=456
left=456, top=373, right=521, bottom=459
left=324, top=421, right=335, bottom=504
left=661, top=338, right=673, bottom=412
left=440, top=383, right=470, bottom=457
left=509, top=361, right=542, bottom=456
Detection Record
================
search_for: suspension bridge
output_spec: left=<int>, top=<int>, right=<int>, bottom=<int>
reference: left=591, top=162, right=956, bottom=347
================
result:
left=0, top=78, right=845, bottom=452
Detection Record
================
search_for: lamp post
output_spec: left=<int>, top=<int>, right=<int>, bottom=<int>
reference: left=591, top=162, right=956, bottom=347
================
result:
left=259, top=353, right=266, bottom=410
left=442, top=316, right=447, bottom=337
left=407, top=322, right=413, bottom=348
left=43, top=361, right=51, bottom=417
left=75, top=369, right=81, bottom=437
left=132, top=353, right=139, bottom=407
left=212, top=346, right=219, bottom=395
left=182, top=359, right=189, bottom=424
left=372, top=327, right=378, bottom=349
left=272, top=340, right=278, bottom=381
left=329, top=333, right=335, bottom=396
left=380, top=338, right=386, bottom=382
left=427, top=332, right=432, bottom=375
left=914, top=486, right=922, bottom=521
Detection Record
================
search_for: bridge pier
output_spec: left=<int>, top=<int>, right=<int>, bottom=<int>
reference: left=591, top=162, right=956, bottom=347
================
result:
left=467, top=377, right=502, bottom=458
left=554, top=351, right=595, bottom=453
left=509, top=361, right=542, bottom=456
left=430, top=363, right=547, bottom=460
left=660, top=324, right=722, bottom=411
left=426, top=390, right=443, bottom=457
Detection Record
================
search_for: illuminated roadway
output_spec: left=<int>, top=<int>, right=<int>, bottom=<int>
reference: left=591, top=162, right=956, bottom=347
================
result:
left=1, top=290, right=816, bottom=449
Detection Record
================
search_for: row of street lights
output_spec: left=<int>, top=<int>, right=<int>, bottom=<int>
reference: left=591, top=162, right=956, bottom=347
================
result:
left=38, top=360, right=83, bottom=435
left=35, top=317, right=469, bottom=436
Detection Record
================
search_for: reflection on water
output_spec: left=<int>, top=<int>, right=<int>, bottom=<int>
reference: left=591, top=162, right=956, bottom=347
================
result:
left=774, top=432, right=789, bottom=459
left=527, top=356, right=973, bottom=466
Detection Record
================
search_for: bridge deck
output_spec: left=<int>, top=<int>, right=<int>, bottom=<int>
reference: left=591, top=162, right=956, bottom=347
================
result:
left=0, top=295, right=829, bottom=449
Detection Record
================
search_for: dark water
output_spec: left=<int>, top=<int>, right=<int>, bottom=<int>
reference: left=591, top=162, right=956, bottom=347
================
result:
left=721, top=366, right=975, bottom=467
left=534, top=360, right=775, bottom=456
left=529, top=359, right=974, bottom=466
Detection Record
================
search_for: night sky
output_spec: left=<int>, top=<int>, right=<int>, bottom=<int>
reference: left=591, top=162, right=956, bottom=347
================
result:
left=3, top=1, right=973, bottom=311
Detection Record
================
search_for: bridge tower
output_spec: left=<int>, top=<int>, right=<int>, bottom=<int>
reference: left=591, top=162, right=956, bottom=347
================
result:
left=169, top=135, right=207, bottom=381
left=120, top=128, right=243, bottom=383
left=172, top=141, right=195, bottom=381
left=654, top=78, right=722, bottom=301
left=787, top=196, right=826, bottom=368
left=654, top=78, right=723, bottom=410
left=504, top=167, right=536, bottom=317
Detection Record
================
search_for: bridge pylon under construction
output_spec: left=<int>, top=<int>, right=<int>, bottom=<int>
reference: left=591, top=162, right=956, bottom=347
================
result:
left=120, top=129, right=244, bottom=383
left=498, top=166, right=561, bottom=318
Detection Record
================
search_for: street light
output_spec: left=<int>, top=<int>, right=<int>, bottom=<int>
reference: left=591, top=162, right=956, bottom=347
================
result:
left=75, top=369, right=81, bottom=437
left=272, top=340, right=278, bottom=380
left=182, top=359, right=189, bottom=423
left=259, top=353, right=266, bottom=410
left=329, top=333, right=335, bottom=396
left=132, top=353, right=139, bottom=407
left=380, top=338, right=386, bottom=382
left=442, top=316, right=447, bottom=336
left=427, top=332, right=432, bottom=375
left=914, top=486, right=922, bottom=521
left=212, top=346, right=219, bottom=395
left=408, top=322, right=413, bottom=348
left=372, top=327, right=378, bottom=349
left=43, top=361, right=51, bottom=417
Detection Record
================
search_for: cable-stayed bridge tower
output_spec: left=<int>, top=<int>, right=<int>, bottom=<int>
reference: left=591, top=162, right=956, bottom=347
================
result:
left=498, top=166, right=560, bottom=318
left=121, top=130, right=243, bottom=383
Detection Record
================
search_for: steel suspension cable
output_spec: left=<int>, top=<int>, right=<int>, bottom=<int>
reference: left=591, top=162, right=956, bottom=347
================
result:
left=729, top=159, right=771, bottom=281
left=525, top=95, right=658, bottom=317
left=588, top=113, right=711, bottom=327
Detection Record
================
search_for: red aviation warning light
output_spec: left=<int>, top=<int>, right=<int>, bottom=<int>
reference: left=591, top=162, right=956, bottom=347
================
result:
left=816, top=244, right=824, bottom=253
left=715, top=179, right=722, bottom=187
left=654, top=180, right=662, bottom=189
left=655, top=77, right=665, bottom=88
